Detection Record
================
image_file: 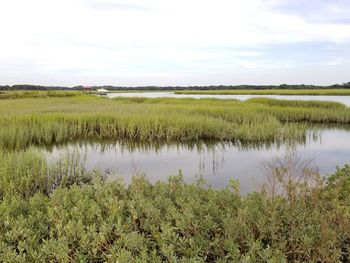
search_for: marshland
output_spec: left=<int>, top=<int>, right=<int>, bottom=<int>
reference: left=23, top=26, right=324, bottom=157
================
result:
left=108, top=90, right=350, bottom=106
left=0, top=89, right=350, bottom=261
left=175, top=89, right=350, bottom=96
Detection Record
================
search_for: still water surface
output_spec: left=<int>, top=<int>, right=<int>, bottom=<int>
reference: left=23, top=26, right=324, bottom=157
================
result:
left=44, top=128, right=350, bottom=193
left=108, top=92, right=350, bottom=106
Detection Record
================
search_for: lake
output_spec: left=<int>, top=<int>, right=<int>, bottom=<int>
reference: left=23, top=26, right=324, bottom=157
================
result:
left=107, top=92, right=350, bottom=106
left=43, top=128, right=350, bottom=193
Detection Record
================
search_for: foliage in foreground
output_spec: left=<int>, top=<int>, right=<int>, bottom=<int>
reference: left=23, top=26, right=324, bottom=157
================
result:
left=0, top=150, right=349, bottom=262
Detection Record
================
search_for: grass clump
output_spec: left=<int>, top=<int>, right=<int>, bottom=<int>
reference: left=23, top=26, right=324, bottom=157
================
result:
left=247, top=97, right=347, bottom=109
left=0, top=149, right=94, bottom=199
left=0, top=113, right=310, bottom=150
left=0, top=150, right=349, bottom=262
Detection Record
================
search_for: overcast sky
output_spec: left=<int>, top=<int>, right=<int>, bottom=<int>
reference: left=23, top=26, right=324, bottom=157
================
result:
left=0, top=0, right=350, bottom=86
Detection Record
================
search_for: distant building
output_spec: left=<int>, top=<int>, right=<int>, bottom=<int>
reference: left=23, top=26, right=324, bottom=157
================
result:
left=83, top=86, right=92, bottom=93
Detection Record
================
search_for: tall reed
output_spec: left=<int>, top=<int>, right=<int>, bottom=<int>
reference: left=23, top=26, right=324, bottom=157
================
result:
left=0, top=96, right=349, bottom=149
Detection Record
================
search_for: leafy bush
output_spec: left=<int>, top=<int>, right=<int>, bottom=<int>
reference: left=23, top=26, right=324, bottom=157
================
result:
left=0, top=150, right=349, bottom=262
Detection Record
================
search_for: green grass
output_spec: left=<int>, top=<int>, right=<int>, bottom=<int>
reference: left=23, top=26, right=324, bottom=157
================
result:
left=175, top=89, right=350, bottom=96
left=0, top=90, right=80, bottom=99
left=0, top=95, right=350, bottom=149
left=0, top=149, right=349, bottom=261
left=246, top=97, right=348, bottom=109
left=0, top=149, right=94, bottom=199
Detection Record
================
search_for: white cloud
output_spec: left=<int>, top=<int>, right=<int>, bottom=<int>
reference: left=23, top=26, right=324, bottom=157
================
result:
left=0, top=0, right=349, bottom=85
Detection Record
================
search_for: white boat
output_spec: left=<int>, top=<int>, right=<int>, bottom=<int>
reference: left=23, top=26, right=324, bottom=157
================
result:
left=97, top=88, right=109, bottom=95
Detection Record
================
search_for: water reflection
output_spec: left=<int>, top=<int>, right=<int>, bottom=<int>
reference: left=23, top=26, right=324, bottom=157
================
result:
left=42, top=128, right=350, bottom=193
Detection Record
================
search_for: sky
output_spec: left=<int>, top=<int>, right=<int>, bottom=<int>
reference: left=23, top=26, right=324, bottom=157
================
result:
left=0, top=0, right=350, bottom=86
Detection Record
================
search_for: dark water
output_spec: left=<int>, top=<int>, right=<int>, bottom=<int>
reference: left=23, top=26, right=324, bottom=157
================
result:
left=108, top=92, right=350, bottom=106
left=43, top=128, right=350, bottom=193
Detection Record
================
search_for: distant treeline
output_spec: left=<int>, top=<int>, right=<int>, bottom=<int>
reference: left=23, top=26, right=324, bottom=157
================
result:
left=1, top=82, right=350, bottom=91
left=96, top=82, right=350, bottom=90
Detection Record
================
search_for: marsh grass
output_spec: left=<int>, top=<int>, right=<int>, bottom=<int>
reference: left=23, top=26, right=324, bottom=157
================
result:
left=0, top=90, right=79, bottom=99
left=0, top=113, right=312, bottom=150
left=0, top=148, right=96, bottom=199
left=246, top=97, right=347, bottom=109
left=0, top=96, right=349, bottom=150
left=175, top=89, right=350, bottom=96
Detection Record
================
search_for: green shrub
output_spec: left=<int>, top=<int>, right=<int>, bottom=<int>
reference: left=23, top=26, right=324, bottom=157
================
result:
left=0, top=150, right=349, bottom=262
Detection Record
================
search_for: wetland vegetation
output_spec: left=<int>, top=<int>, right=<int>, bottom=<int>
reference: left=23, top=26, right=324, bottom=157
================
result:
left=1, top=91, right=350, bottom=150
left=1, top=90, right=350, bottom=261
left=0, top=149, right=350, bottom=261
left=175, top=89, right=350, bottom=96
